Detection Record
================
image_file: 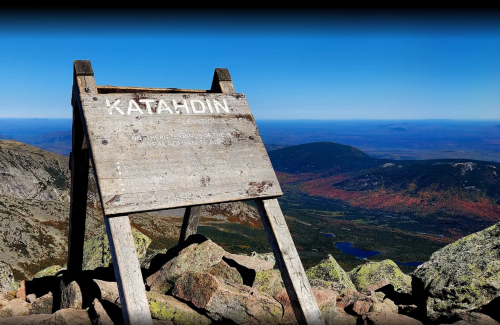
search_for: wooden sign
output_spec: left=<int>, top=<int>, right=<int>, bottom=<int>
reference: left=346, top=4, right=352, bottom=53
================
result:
left=67, top=61, right=324, bottom=325
left=80, top=92, right=282, bottom=215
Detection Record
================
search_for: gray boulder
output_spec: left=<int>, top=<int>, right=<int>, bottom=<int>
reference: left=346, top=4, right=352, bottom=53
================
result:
left=0, top=262, right=18, bottom=292
left=29, top=292, right=53, bottom=315
left=146, top=240, right=225, bottom=293
left=0, top=298, right=30, bottom=317
left=172, top=272, right=282, bottom=325
left=412, top=222, right=500, bottom=322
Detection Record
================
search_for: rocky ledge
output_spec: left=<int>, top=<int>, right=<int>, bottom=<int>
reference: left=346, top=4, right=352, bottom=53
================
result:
left=0, top=222, right=499, bottom=325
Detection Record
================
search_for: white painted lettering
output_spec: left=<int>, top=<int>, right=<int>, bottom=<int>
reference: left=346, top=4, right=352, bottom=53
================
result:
left=127, top=100, right=144, bottom=115
left=139, top=99, right=155, bottom=114
left=190, top=100, right=206, bottom=113
left=106, top=99, right=125, bottom=115
left=157, top=100, right=174, bottom=114
left=172, top=100, right=190, bottom=114
left=205, top=99, right=214, bottom=113
left=213, top=99, right=230, bottom=113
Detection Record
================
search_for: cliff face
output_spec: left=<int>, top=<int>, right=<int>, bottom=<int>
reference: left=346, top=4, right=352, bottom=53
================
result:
left=0, top=140, right=70, bottom=202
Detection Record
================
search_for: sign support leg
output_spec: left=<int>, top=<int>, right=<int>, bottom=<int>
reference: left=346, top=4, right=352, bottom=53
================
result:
left=179, top=205, right=201, bottom=243
left=255, top=198, right=325, bottom=325
left=67, top=102, right=90, bottom=275
left=105, top=215, right=153, bottom=325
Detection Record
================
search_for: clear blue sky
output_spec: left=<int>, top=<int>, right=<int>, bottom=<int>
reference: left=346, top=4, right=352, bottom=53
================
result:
left=0, top=9, right=499, bottom=120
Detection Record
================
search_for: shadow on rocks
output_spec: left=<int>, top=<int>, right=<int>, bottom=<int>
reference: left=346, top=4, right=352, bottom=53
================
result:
left=142, top=234, right=209, bottom=282
left=376, top=284, right=415, bottom=306
left=477, top=296, right=500, bottom=323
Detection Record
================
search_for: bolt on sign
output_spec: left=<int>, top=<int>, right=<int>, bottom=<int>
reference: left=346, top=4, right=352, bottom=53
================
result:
left=67, top=60, right=325, bottom=325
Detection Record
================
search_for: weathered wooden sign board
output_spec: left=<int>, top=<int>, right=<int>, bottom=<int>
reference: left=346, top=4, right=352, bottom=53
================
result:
left=80, top=92, right=282, bottom=215
left=66, top=60, right=325, bottom=325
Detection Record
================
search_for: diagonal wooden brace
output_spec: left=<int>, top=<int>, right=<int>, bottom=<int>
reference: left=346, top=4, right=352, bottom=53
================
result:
left=256, top=198, right=325, bottom=325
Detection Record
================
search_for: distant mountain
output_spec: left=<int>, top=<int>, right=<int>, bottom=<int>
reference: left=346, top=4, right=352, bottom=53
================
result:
left=270, top=142, right=500, bottom=236
left=27, top=131, right=72, bottom=156
left=390, top=127, right=407, bottom=131
left=268, top=141, right=374, bottom=174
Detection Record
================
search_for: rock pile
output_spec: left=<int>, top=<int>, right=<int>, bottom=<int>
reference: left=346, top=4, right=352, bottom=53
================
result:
left=0, top=223, right=499, bottom=325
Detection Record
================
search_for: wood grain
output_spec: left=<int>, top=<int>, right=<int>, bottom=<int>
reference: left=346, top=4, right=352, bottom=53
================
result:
left=255, top=198, right=325, bottom=325
left=179, top=205, right=202, bottom=243
left=105, top=215, right=153, bottom=325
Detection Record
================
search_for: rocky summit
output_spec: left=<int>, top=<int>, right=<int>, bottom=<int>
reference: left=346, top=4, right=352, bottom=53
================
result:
left=412, top=222, right=500, bottom=323
left=0, top=224, right=499, bottom=324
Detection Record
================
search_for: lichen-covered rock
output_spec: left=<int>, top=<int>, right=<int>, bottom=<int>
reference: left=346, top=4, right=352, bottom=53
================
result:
left=172, top=272, right=282, bottom=325
left=33, top=265, right=62, bottom=279
left=147, top=291, right=211, bottom=325
left=0, top=298, right=30, bottom=317
left=370, top=298, right=398, bottom=314
left=412, top=223, right=500, bottom=322
left=306, top=255, right=356, bottom=291
left=146, top=240, right=225, bottom=293
left=250, top=252, right=276, bottom=267
left=361, top=312, right=423, bottom=325
left=82, top=228, right=151, bottom=271
left=349, top=260, right=411, bottom=293
left=54, top=308, right=92, bottom=325
left=29, top=292, right=53, bottom=315
left=252, top=270, right=283, bottom=296
left=0, top=262, right=18, bottom=292
left=208, top=260, right=243, bottom=286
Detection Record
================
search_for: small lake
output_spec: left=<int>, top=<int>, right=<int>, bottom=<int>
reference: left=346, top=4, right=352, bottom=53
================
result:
left=335, top=242, right=381, bottom=259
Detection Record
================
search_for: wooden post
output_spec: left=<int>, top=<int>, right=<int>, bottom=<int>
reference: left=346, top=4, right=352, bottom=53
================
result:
left=255, top=198, right=325, bottom=325
left=179, top=205, right=202, bottom=243
left=210, top=68, right=235, bottom=94
left=105, top=215, right=153, bottom=325
left=67, top=61, right=94, bottom=274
